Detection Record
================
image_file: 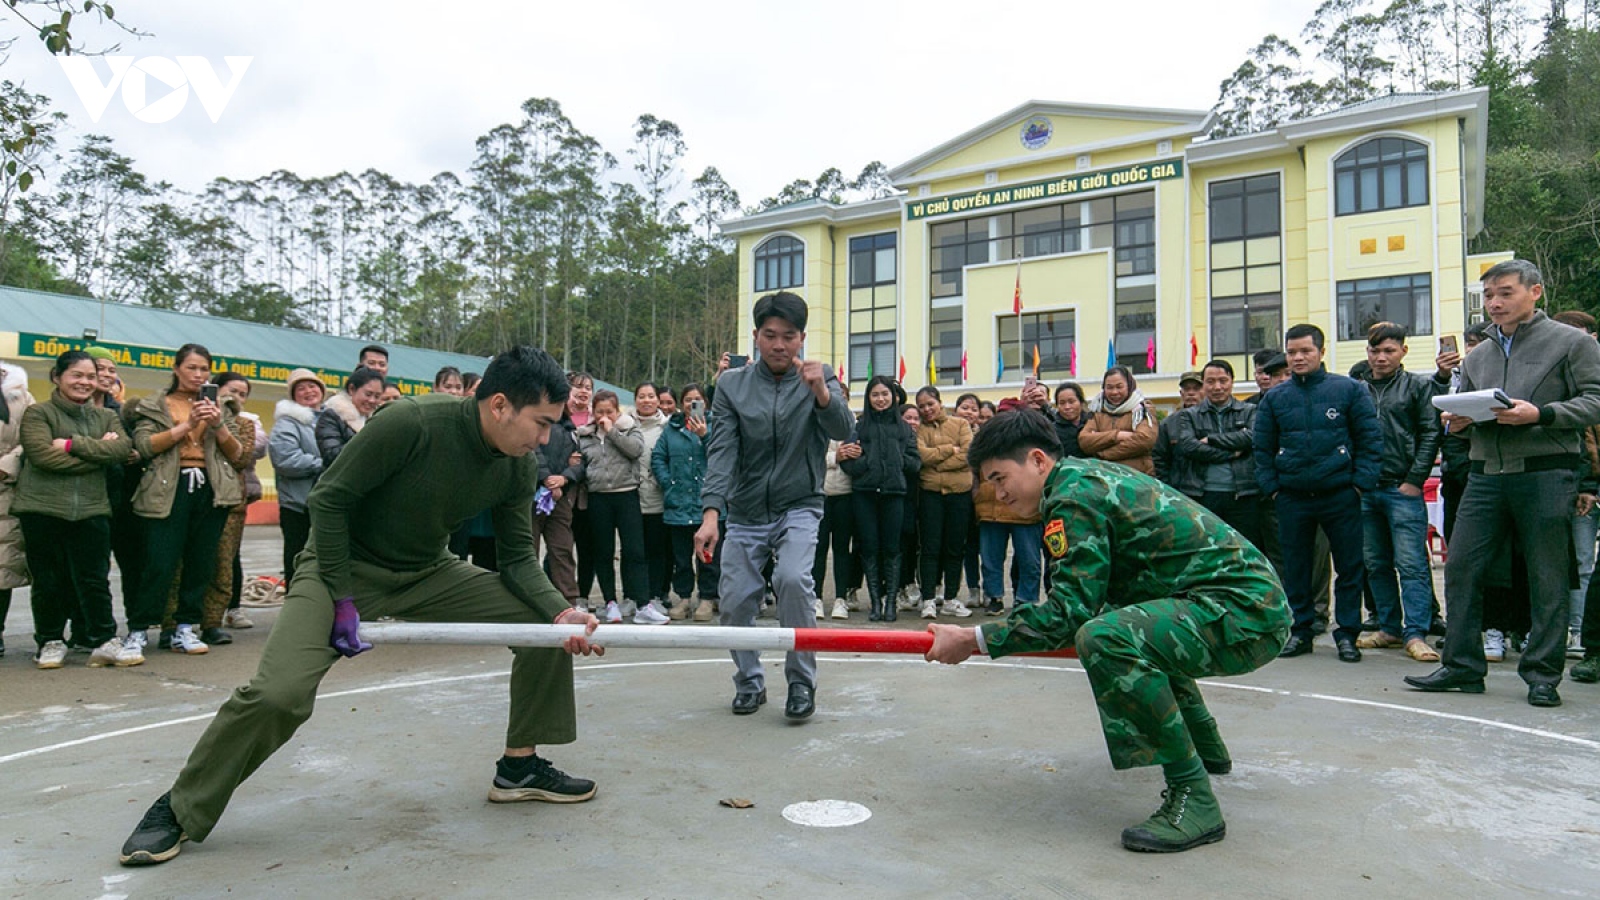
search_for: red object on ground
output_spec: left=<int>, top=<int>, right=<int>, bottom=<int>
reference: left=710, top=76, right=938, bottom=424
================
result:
left=791, top=628, right=1077, bottom=658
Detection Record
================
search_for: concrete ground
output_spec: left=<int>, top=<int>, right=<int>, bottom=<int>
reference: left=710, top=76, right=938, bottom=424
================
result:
left=1, top=528, right=1597, bottom=898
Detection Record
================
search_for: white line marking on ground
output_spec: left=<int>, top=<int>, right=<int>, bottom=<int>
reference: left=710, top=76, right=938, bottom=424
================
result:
left=2, top=656, right=1594, bottom=766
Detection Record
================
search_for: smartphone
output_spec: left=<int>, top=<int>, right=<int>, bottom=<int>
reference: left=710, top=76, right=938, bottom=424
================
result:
left=689, top=399, right=705, bottom=419
left=200, top=383, right=219, bottom=405
left=1023, top=374, right=1038, bottom=393
left=728, top=354, right=749, bottom=369
left=1440, top=335, right=1458, bottom=355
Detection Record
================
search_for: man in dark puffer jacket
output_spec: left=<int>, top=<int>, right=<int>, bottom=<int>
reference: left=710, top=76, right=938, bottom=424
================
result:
left=1254, top=323, right=1382, bottom=663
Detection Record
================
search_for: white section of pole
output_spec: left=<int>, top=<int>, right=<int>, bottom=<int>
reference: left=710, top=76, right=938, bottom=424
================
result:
left=360, top=622, right=798, bottom=653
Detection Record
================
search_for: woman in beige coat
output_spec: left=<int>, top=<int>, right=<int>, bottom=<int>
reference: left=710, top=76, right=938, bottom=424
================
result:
left=914, top=386, right=975, bottom=619
left=0, top=359, right=36, bottom=658
left=1077, top=365, right=1158, bottom=476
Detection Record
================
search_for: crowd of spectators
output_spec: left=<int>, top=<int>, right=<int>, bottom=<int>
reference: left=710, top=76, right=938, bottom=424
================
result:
left=3, top=260, right=1596, bottom=707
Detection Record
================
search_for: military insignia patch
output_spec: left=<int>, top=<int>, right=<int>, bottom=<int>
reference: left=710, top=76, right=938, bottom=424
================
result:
left=1043, top=518, right=1068, bottom=559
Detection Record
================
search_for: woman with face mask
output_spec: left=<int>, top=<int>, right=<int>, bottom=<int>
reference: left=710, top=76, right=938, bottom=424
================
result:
left=124, top=344, right=246, bottom=658
left=13, top=351, right=131, bottom=668
left=315, top=368, right=385, bottom=468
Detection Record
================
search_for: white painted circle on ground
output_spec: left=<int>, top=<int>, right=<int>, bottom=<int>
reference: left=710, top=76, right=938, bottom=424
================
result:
left=782, top=799, right=872, bottom=828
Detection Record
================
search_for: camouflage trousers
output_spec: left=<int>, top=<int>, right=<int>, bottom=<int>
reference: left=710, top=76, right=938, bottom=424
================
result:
left=1076, top=597, right=1287, bottom=770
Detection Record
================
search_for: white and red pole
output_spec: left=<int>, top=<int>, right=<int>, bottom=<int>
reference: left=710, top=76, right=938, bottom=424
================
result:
left=358, top=622, right=1076, bottom=658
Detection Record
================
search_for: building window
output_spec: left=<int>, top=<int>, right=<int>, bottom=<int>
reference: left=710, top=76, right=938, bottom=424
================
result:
left=1337, top=273, right=1433, bottom=341
left=1112, top=191, right=1157, bottom=373
left=848, top=233, right=897, bottom=381
left=929, top=305, right=964, bottom=384
left=924, top=193, right=1130, bottom=299
left=1208, top=175, right=1282, bottom=356
left=754, top=235, right=804, bottom=291
left=998, top=311, right=1075, bottom=380
left=1334, top=137, right=1428, bottom=216
left=849, top=232, right=896, bottom=288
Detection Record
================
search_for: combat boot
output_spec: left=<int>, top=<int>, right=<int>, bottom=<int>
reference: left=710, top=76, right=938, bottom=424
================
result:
left=1120, top=779, right=1226, bottom=853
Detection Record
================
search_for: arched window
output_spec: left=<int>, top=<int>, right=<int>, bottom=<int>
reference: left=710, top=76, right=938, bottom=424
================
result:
left=1334, top=137, right=1428, bottom=216
left=753, top=235, right=805, bottom=291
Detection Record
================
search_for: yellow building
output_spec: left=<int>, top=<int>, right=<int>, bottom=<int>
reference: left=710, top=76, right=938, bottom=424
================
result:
left=720, top=90, right=1496, bottom=402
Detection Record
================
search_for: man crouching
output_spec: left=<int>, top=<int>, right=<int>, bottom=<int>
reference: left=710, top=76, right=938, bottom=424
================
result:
left=925, top=409, right=1289, bottom=852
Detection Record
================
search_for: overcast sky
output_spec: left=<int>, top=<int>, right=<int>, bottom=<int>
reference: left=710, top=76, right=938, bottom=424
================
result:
left=6, top=0, right=1323, bottom=207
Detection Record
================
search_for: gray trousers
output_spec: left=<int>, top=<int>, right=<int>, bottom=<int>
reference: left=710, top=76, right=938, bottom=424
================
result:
left=719, top=508, right=822, bottom=692
left=1442, top=468, right=1575, bottom=685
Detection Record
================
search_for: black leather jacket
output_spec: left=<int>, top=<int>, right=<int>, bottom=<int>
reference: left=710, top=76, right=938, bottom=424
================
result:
left=1361, top=367, right=1443, bottom=490
left=1170, top=398, right=1259, bottom=498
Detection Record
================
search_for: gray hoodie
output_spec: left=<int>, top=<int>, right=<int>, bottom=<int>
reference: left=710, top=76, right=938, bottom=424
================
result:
left=702, top=361, right=853, bottom=526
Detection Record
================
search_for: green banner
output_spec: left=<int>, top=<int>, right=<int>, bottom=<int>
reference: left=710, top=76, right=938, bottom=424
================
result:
left=16, top=332, right=435, bottom=395
left=906, top=159, right=1184, bottom=220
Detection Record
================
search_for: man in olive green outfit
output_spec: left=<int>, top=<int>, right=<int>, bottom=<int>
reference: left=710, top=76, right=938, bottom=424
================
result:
left=120, top=346, right=604, bottom=866
left=927, top=410, right=1289, bottom=853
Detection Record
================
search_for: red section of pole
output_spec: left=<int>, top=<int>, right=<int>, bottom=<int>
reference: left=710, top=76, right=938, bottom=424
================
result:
left=790, top=628, right=1076, bottom=659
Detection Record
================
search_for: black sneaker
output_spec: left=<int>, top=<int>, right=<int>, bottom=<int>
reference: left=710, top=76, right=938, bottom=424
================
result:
left=157, top=629, right=174, bottom=651
left=200, top=627, right=233, bottom=646
left=985, top=598, right=1005, bottom=616
left=487, top=755, right=596, bottom=804
left=120, top=792, right=186, bottom=866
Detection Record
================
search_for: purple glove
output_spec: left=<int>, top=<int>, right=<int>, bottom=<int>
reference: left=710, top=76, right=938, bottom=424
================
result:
left=330, top=596, right=372, bottom=657
left=534, top=486, right=556, bottom=516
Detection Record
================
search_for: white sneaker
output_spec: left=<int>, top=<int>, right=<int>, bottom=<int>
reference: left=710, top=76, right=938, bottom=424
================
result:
left=921, top=598, right=939, bottom=619
left=604, top=601, right=623, bottom=624
left=965, top=587, right=982, bottom=605
left=830, top=599, right=849, bottom=620
left=171, top=625, right=209, bottom=655
left=900, top=587, right=922, bottom=612
left=618, top=598, right=638, bottom=618
left=813, top=598, right=824, bottom=620
left=943, top=597, right=973, bottom=618
left=88, top=638, right=122, bottom=668
left=846, top=589, right=861, bottom=611
left=35, top=640, right=68, bottom=669
left=115, top=633, right=146, bottom=667
left=223, top=608, right=254, bottom=629
left=1570, top=630, right=1586, bottom=660
left=632, top=601, right=670, bottom=625
left=1484, top=629, right=1505, bottom=662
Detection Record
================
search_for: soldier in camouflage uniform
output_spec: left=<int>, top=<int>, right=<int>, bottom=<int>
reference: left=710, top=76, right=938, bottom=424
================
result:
left=927, top=410, right=1290, bottom=853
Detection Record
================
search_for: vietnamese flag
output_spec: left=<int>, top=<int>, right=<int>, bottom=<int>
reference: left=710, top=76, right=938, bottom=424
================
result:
left=1013, top=261, right=1023, bottom=315
left=898, top=355, right=906, bottom=382
left=960, top=350, right=969, bottom=382
left=1189, top=333, right=1199, bottom=367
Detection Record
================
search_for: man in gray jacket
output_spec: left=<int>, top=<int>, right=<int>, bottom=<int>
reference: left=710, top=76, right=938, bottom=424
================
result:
left=1170, top=360, right=1261, bottom=547
left=696, top=292, right=853, bottom=720
left=1407, top=260, right=1600, bottom=707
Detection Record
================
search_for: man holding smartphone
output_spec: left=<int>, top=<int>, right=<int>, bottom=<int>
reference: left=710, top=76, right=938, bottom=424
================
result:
left=696, top=292, right=853, bottom=720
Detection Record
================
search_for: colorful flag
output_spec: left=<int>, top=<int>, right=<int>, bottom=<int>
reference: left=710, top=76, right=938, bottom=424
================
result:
left=866, top=358, right=873, bottom=380
left=1146, top=336, right=1156, bottom=371
left=1032, top=344, right=1041, bottom=378
left=1106, top=339, right=1117, bottom=372
left=996, top=354, right=1005, bottom=382
left=1069, top=341, right=1077, bottom=376
left=898, top=355, right=906, bottom=382
left=1189, top=333, right=1199, bottom=367
left=1013, top=261, right=1023, bottom=315
left=928, top=352, right=938, bottom=386
left=960, top=350, right=969, bottom=383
